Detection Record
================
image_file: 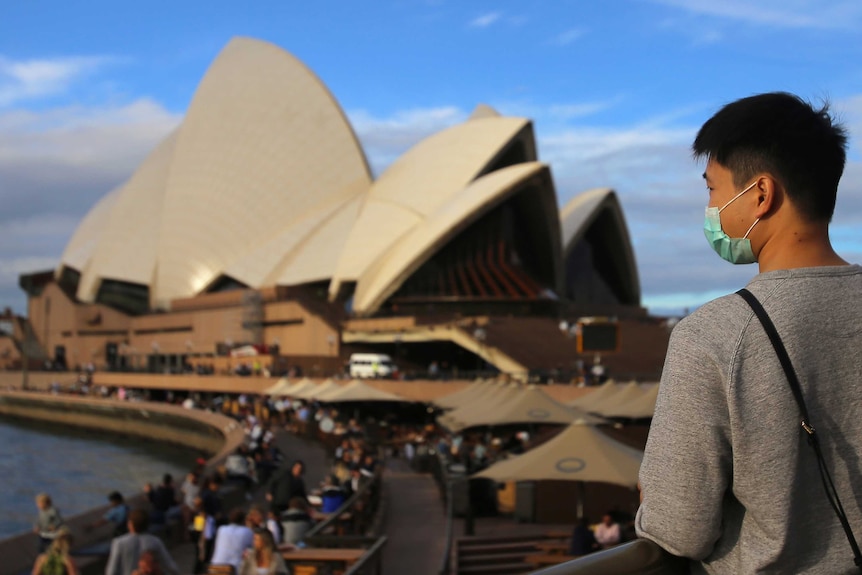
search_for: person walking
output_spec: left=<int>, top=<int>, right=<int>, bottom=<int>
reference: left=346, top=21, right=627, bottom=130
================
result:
left=105, top=509, right=178, bottom=575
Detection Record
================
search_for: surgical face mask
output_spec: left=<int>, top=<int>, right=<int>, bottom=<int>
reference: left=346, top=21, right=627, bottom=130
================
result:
left=703, top=180, right=759, bottom=264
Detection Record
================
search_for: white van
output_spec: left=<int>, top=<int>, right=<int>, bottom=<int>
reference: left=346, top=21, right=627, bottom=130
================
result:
left=349, top=353, right=397, bottom=379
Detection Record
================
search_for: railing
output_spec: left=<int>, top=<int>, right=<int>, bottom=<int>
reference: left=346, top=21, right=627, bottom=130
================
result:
left=428, top=450, right=464, bottom=575
left=343, top=535, right=388, bottom=575
left=292, top=535, right=388, bottom=575
left=305, top=463, right=383, bottom=539
left=528, top=540, right=690, bottom=575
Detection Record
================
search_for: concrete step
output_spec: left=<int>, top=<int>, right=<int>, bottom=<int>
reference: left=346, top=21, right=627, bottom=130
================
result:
left=460, top=551, right=532, bottom=566
left=458, top=541, right=538, bottom=556
left=457, top=562, right=533, bottom=575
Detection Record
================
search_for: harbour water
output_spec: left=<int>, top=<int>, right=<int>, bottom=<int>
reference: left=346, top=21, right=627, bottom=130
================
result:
left=0, top=416, right=198, bottom=539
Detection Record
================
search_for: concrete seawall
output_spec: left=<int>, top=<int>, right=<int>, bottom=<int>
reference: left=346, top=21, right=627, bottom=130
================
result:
left=0, top=391, right=247, bottom=575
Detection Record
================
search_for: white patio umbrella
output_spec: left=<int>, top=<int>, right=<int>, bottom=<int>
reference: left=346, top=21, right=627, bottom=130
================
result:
left=566, top=379, right=620, bottom=410
left=439, top=383, right=523, bottom=430
left=433, top=379, right=492, bottom=409
left=599, top=383, right=659, bottom=419
left=302, top=379, right=343, bottom=401
left=474, top=421, right=643, bottom=518
left=585, top=381, right=649, bottom=416
left=319, top=379, right=410, bottom=403
left=444, top=386, right=605, bottom=432
left=283, top=378, right=317, bottom=398
left=263, top=377, right=292, bottom=395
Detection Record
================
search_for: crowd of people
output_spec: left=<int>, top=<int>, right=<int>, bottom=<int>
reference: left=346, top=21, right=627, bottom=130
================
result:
left=26, top=387, right=390, bottom=575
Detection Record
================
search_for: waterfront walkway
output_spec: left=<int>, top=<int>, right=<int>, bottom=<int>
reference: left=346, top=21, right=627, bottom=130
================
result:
left=381, top=457, right=448, bottom=575
left=168, top=432, right=450, bottom=574
left=168, top=427, right=332, bottom=572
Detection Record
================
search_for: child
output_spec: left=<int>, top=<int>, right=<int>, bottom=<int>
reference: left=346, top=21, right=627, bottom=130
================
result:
left=33, top=494, right=64, bottom=553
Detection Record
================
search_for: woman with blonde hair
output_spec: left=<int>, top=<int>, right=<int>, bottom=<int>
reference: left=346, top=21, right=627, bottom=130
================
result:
left=31, top=527, right=78, bottom=575
left=238, top=528, right=288, bottom=575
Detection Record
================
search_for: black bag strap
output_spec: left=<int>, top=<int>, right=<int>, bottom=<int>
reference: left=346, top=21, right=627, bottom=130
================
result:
left=737, top=288, right=862, bottom=569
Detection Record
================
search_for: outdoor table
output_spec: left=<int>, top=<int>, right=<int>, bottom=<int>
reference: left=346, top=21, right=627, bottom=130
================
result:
left=280, top=546, right=366, bottom=571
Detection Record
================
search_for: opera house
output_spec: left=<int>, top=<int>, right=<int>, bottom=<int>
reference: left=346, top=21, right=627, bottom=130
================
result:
left=11, top=37, right=669, bottom=381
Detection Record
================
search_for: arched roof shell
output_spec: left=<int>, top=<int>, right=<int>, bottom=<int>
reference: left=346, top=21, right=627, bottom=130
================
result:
left=329, top=116, right=536, bottom=299
left=59, top=188, right=118, bottom=275
left=469, top=103, right=501, bottom=120
left=73, top=130, right=178, bottom=303
left=560, top=188, right=641, bottom=306
left=351, top=162, right=561, bottom=316
left=151, top=37, right=371, bottom=306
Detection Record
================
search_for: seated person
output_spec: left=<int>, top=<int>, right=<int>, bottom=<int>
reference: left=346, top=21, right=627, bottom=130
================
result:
left=86, top=491, right=130, bottom=537
left=594, top=513, right=621, bottom=548
left=280, top=497, right=313, bottom=545
left=319, top=475, right=347, bottom=514
left=210, top=508, right=254, bottom=573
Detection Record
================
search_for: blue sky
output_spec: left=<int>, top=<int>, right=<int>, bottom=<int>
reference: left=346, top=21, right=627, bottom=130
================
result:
left=1, top=0, right=861, bottom=316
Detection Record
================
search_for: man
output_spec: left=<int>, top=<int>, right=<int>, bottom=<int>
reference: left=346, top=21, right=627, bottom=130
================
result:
left=86, top=491, right=129, bottom=537
left=105, top=508, right=178, bottom=575
left=636, top=92, right=861, bottom=573
left=266, top=459, right=307, bottom=515
left=145, top=473, right=178, bottom=525
left=209, top=507, right=254, bottom=572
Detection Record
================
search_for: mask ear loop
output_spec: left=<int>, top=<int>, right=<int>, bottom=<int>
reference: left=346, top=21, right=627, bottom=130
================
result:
left=718, top=180, right=758, bottom=213
left=742, top=218, right=760, bottom=239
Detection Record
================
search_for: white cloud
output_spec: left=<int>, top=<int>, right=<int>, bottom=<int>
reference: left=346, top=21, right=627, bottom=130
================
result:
left=470, top=12, right=502, bottom=28
left=0, top=55, right=113, bottom=107
left=647, top=0, right=862, bottom=29
left=1, top=99, right=178, bottom=159
left=0, top=99, right=179, bottom=313
left=348, top=106, right=466, bottom=175
left=550, top=28, right=586, bottom=46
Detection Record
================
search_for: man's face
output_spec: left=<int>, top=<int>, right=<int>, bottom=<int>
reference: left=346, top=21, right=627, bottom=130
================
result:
left=704, top=159, right=758, bottom=239
left=292, top=463, right=304, bottom=476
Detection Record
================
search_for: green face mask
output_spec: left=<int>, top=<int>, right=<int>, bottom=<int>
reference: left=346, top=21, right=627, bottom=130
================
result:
left=703, top=181, right=759, bottom=264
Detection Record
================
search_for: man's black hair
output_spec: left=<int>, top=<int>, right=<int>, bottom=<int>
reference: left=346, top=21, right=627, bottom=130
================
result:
left=108, top=491, right=123, bottom=503
left=693, top=92, right=848, bottom=222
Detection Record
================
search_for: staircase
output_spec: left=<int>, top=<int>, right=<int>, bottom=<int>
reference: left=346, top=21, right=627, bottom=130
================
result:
left=454, top=535, right=549, bottom=575
left=12, top=316, right=48, bottom=361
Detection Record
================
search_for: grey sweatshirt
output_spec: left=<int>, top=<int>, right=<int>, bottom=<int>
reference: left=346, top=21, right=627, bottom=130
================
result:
left=636, top=265, right=862, bottom=574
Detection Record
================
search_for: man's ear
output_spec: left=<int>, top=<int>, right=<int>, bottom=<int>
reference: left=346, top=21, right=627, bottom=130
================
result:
left=754, top=174, right=781, bottom=219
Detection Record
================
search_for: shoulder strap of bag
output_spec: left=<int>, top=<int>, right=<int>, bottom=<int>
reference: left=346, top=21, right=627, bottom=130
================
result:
left=737, top=288, right=862, bottom=569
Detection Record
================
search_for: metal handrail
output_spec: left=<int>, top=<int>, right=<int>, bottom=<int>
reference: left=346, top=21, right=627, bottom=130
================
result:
left=343, top=535, right=388, bottom=575
left=305, top=466, right=382, bottom=538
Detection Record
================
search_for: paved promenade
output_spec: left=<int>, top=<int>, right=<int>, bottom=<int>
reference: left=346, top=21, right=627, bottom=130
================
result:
left=381, top=457, right=448, bottom=575
left=168, top=427, right=332, bottom=572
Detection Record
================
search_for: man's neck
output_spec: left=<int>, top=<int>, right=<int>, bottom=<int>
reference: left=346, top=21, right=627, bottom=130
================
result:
left=757, top=224, right=848, bottom=273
